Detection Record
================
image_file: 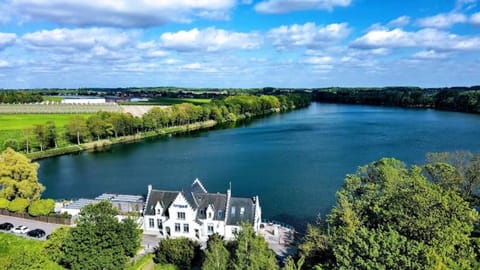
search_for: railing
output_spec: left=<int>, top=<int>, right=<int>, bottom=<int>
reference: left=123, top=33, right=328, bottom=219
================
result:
left=261, top=219, right=296, bottom=231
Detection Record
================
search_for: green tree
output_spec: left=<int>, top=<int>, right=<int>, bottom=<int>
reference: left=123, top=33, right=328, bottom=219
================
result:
left=0, top=148, right=44, bottom=200
left=34, top=124, right=47, bottom=151
left=7, top=197, right=29, bottom=213
left=64, top=116, right=89, bottom=145
left=231, top=224, right=278, bottom=270
left=87, top=115, right=108, bottom=140
left=22, top=128, right=33, bottom=153
left=283, top=256, right=305, bottom=270
left=0, top=197, right=10, bottom=209
left=44, top=226, right=70, bottom=264
left=154, top=237, right=200, bottom=270
left=3, top=139, right=19, bottom=151
left=28, top=199, right=55, bottom=216
left=202, top=234, right=230, bottom=270
left=61, top=201, right=141, bottom=270
left=45, top=121, right=58, bottom=148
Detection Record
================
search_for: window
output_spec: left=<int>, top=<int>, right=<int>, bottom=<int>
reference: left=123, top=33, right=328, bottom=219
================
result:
left=217, top=210, right=223, bottom=219
left=208, top=212, right=212, bottom=219
left=177, top=212, right=186, bottom=220
left=240, top=207, right=245, bottom=216
left=184, top=224, right=189, bottom=233
left=175, top=223, right=181, bottom=232
left=232, top=228, right=238, bottom=234
left=231, top=207, right=236, bottom=216
left=149, top=218, right=154, bottom=228
left=208, top=224, right=214, bottom=234
left=157, top=219, right=162, bottom=229
left=156, top=208, right=162, bottom=215
left=200, top=209, right=205, bottom=215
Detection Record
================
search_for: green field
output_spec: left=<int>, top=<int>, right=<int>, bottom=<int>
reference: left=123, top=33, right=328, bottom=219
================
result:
left=120, top=97, right=211, bottom=106
left=0, top=232, right=63, bottom=269
left=0, top=114, right=92, bottom=150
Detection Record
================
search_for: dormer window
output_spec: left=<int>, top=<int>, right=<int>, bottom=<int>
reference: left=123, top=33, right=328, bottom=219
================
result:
left=200, top=209, right=205, bottom=215
left=240, top=207, right=245, bottom=216
left=231, top=206, right=236, bottom=216
left=217, top=210, right=223, bottom=219
left=208, top=212, right=212, bottom=219
left=156, top=208, right=162, bottom=215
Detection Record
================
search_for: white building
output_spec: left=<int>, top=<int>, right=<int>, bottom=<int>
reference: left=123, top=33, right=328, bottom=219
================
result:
left=61, top=97, right=106, bottom=104
left=143, top=179, right=262, bottom=241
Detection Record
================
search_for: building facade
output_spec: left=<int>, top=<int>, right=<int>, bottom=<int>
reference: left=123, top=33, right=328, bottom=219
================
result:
left=143, top=179, right=261, bottom=241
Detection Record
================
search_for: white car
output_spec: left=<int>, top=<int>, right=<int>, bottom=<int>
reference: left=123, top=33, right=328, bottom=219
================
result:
left=12, top=225, right=29, bottom=234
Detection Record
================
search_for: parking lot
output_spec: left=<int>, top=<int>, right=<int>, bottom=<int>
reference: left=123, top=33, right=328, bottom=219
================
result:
left=0, top=215, right=65, bottom=239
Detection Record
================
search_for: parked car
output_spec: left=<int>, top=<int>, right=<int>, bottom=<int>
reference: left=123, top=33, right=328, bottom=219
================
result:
left=27, top=229, right=46, bottom=238
left=0, top=222, right=14, bottom=231
left=12, top=225, right=29, bottom=234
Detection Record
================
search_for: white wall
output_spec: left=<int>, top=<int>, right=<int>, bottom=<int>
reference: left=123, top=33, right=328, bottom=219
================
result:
left=61, top=98, right=106, bottom=104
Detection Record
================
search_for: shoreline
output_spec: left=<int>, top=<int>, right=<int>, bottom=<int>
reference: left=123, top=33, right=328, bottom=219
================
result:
left=26, top=120, right=218, bottom=161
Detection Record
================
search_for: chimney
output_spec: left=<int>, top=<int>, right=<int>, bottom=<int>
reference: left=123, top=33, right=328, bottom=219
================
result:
left=148, top=184, right=152, bottom=193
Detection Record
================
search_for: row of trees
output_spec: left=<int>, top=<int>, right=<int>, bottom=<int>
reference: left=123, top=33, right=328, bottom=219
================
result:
left=153, top=224, right=277, bottom=270
left=3, top=94, right=311, bottom=151
left=298, top=152, right=480, bottom=269
left=0, top=91, right=43, bottom=104
left=313, top=87, right=480, bottom=113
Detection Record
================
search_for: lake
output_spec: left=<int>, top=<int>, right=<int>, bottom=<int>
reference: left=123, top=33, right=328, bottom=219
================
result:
left=38, top=103, right=480, bottom=229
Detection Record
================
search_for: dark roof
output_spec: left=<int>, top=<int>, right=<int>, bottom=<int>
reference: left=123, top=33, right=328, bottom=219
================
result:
left=195, top=193, right=227, bottom=220
left=145, top=190, right=179, bottom=215
left=226, top=197, right=255, bottom=226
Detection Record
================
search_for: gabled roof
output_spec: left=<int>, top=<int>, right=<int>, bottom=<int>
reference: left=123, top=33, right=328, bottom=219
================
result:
left=226, top=197, right=256, bottom=226
left=195, top=193, right=227, bottom=220
left=144, top=190, right=179, bottom=215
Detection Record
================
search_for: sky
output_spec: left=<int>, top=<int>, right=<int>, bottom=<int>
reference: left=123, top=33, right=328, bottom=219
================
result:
left=0, top=0, right=479, bottom=89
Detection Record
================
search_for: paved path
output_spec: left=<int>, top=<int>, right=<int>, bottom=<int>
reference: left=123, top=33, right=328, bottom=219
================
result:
left=0, top=215, right=65, bottom=239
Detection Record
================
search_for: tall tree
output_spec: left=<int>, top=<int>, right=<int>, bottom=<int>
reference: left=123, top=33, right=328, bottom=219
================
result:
left=0, top=148, right=44, bottom=200
left=45, top=121, right=58, bottom=148
left=87, top=115, right=107, bottom=141
left=34, top=124, right=47, bottom=151
left=231, top=224, right=278, bottom=270
left=154, top=237, right=200, bottom=270
left=64, top=116, right=89, bottom=145
left=22, top=128, right=33, bottom=153
left=60, top=201, right=141, bottom=270
left=202, top=234, right=230, bottom=270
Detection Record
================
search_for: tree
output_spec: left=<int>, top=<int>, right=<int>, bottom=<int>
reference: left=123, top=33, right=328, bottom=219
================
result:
left=87, top=115, right=108, bottom=140
left=28, top=199, right=55, bottom=216
left=231, top=224, right=278, bottom=270
left=154, top=237, right=200, bottom=270
left=34, top=124, right=47, bottom=151
left=3, top=139, right=18, bottom=151
left=45, top=121, right=58, bottom=148
left=0, top=148, right=44, bottom=200
left=7, top=197, right=29, bottom=213
left=202, top=234, right=230, bottom=270
left=283, top=256, right=305, bottom=270
left=0, top=197, right=9, bottom=209
left=64, top=116, right=89, bottom=145
left=22, top=128, right=33, bottom=153
left=44, top=226, right=70, bottom=264
left=303, top=158, right=479, bottom=269
left=60, top=201, right=141, bottom=270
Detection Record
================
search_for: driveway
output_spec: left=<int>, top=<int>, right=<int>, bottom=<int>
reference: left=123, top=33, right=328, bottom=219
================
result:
left=0, top=215, right=65, bottom=239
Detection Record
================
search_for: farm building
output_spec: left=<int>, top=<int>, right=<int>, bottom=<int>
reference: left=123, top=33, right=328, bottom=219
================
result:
left=61, top=96, right=106, bottom=104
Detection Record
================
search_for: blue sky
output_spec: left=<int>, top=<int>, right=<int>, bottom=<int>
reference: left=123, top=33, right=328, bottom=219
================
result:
left=0, top=0, right=479, bottom=88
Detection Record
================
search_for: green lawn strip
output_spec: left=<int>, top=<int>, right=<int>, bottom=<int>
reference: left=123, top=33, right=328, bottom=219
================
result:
left=0, top=232, right=64, bottom=269
left=0, top=114, right=92, bottom=130
left=126, top=254, right=156, bottom=270
left=155, top=264, right=178, bottom=270
left=120, top=97, right=211, bottom=106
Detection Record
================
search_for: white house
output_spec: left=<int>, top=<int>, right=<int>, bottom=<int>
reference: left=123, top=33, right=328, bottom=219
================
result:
left=143, top=179, right=262, bottom=241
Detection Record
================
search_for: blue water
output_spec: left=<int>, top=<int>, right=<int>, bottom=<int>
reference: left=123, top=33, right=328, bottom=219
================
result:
left=38, top=103, right=480, bottom=229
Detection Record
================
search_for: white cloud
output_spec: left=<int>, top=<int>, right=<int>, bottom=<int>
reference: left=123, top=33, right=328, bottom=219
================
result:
left=0, top=33, right=17, bottom=50
left=417, top=13, right=468, bottom=29
left=471, top=12, right=480, bottom=26
left=6, top=0, right=236, bottom=27
left=351, top=28, right=480, bottom=52
left=303, top=56, right=334, bottom=65
left=160, top=27, right=261, bottom=52
left=268, top=22, right=350, bottom=50
left=22, top=28, right=137, bottom=51
left=254, top=0, right=351, bottom=14
left=387, top=16, right=410, bottom=28
left=412, top=50, right=450, bottom=60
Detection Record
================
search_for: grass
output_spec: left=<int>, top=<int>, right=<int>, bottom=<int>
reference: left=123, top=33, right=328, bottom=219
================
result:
left=43, top=96, right=64, bottom=102
left=0, top=232, right=63, bottom=269
left=120, top=97, right=211, bottom=106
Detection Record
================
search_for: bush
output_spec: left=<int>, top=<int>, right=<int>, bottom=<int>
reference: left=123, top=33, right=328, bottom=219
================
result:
left=3, top=140, right=18, bottom=151
left=28, top=199, right=55, bottom=216
left=154, top=238, right=200, bottom=270
left=0, top=198, right=9, bottom=209
left=7, top=197, right=30, bottom=213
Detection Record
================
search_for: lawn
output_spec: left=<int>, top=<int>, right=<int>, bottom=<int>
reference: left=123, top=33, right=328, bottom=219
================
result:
left=0, top=232, right=63, bottom=269
left=120, top=97, right=211, bottom=106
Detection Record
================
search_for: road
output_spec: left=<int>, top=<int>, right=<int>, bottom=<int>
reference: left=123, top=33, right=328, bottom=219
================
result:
left=0, top=215, right=65, bottom=239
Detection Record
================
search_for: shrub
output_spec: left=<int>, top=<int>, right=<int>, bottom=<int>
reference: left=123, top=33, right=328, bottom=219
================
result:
left=7, top=197, right=30, bottom=213
left=3, top=140, right=18, bottom=151
left=28, top=199, right=55, bottom=216
left=154, top=238, right=200, bottom=270
left=0, top=198, right=9, bottom=209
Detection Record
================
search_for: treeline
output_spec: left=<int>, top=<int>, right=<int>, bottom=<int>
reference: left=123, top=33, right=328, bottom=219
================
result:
left=312, top=87, right=480, bottom=113
left=4, top=94, right=311, bottom=152
left=0, top=91, right=43, bottom=104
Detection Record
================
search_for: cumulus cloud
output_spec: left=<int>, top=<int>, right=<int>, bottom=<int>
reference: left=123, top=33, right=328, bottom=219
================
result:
left=0, top=33, right=17, bottom=50
left=351, top=28, right=480, bottom=52
left=471, top=12, right=480, bottom=26
left=254, top=0, right=351, bottom=14
left=387, top=16, right=410, bottom=28
left=160, top=27, right=261, bottom=52
left=268, top=22, right=350, bottom=50
left=417, top=13, right=468, bottom=28
left=22, top=28, right=137, bottom=53
left=6, top=0, right=236, bottom=27
left=412, top=50, right=450, bottom=60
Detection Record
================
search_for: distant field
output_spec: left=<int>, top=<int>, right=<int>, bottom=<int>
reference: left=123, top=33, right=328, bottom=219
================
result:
left=0, top=232, right=63, bottom=269
left=0, top=103, right=121, bottom=114
left=43, top=96, right=64, bottom=102
left=120, top=97, right=211, bottom=106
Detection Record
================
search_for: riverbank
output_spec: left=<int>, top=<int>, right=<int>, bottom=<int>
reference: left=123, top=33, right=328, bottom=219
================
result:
left=26, top=120, right=217, bottom=160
